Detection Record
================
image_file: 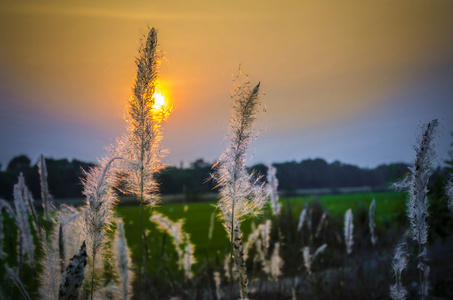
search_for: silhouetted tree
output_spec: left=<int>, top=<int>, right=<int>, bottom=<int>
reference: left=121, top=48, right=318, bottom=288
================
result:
left=7, top=155, right=31, bottom=171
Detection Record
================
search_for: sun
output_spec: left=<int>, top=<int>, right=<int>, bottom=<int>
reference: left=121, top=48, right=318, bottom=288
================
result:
left=151, top=88, right=172, bottom=122
left=152, top=92, right=165, bottom=110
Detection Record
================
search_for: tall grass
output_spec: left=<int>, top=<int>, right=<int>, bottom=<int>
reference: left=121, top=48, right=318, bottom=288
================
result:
left=213, top=71, right=268, bottom=299
left=114, top=217, right=134, bottom=300
left=38, top=155, right=52, bottom=223
left=119, top=27, right=167, bottom=298
left=394, top=119, right=438, bottom=299
left=368, top=199, right=377, bottom=246
left=82, top=156, right=119, bottom=299
left=344, top=208, right=353, bottom=255
left=267, top=164, right=280, bottom=215
left=13, top=173, right=35, bottom=266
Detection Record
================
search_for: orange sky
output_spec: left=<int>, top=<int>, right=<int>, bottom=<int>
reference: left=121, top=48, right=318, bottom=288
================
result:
left=1, top=0, right=452, bottom=168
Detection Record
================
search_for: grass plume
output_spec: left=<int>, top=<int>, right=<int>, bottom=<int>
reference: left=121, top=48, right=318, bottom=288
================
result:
left=120, top=27, right=168, bottom=296
left=297, top=208, right=307, bottom=232
left=82, top=157, right=119, bottom=299
left=150, top=212, right=196, bottom=279
left=394, top=119, right=438, bottom=299
left=38, top=154, right=52, bottom=223
left=344, top=208, right=353, bottom=255
left=303, top=244, right=327, bottom=275
left=38, top=232, right=61, bottom=300
left=369, top=199, right=377, bottom=246
left=214, top=70, right=268, bottom=299
left=263, top=242, right=283, bottom=281
left=267, top=164, right=280, bottom=215
left=13, top=173, right=34, bottom=264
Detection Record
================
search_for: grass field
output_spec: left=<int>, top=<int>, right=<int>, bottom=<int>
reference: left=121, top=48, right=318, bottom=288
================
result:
left=0, top=190, right=408, bottom=298
left=117, top=191, right=407, bottom=274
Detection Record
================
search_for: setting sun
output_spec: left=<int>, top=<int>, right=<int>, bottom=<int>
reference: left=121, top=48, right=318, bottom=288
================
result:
left=151, top=88, right=172, bottom=122
left=153, top=92, right=165, bottom=110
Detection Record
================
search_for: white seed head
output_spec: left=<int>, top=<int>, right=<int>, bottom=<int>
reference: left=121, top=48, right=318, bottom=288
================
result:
left=297, top=208, right=307, bottom=232
left=262, top=242, right=283, bottom=281
left=13, top=173, right=34, bottom=264
left=267, top=164, right=280, bottom=215
left=396, top=119, right=438, bottom=247
left=369, top=199, right=377, bottom=246
left=150, top=212, right=196, bottom=279
left=344, top=209, right=354, bottom=255
left=214, top=72, right=268, bottom=234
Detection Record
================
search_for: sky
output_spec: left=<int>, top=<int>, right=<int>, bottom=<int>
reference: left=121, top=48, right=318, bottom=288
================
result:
left=0, top=0, right=452, bottom=170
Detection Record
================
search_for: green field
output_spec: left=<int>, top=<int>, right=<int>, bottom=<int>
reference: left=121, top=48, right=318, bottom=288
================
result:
left=0, top=190, right=409, bottom=298
left=0, top=191, right=408, bottom=278
left=117, top=191, right=407, bottom=273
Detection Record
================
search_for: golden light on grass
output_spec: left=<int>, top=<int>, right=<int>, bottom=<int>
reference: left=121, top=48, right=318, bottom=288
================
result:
left=152, top=84, right=172, bottom=122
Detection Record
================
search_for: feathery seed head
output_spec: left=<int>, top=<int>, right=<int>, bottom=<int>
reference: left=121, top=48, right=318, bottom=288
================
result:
left=262, top=242, right=283, bottom=281
left=315, top=212, right=328, bottom=239
left=267, top=164, right=280, bottom=215
left=120, top=28, right=166, bottom=206
left=369, top=199, right=377, bottom=246
left=38, top=154, right=52, bottom=222
left=39, top=231, right=61, bottom=300
left=297, top=208, right=307, bottom=232
left=303, top=244, right=327, bottom=275
left=395, top=119, right=438, bottom=247
left=344, top=208, right=354, bottom=255
left=82, top=156, right=119, bottom=271
left=13, top=173, right=34, bottom=263
left=214, top=71, right=268, bottom=234
left=150, top=212, right=196, bottom=279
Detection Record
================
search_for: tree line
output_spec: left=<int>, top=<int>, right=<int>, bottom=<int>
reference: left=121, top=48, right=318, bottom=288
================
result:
left=0, top=155, right=415, bottom=200
left=0, top=155, right=95, bottom=200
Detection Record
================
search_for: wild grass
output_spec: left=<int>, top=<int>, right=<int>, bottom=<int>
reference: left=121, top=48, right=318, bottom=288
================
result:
left=394, top=119, right=438, bottom=300
left=114, top=191, right=406, bottom=273
left=2, top=188, right=452, bottom=299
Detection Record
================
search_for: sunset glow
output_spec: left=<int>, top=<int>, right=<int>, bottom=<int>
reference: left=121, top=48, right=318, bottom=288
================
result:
left=151, top=86, right=172, bottom=122
left=152, top=92, right=165, bottom=110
